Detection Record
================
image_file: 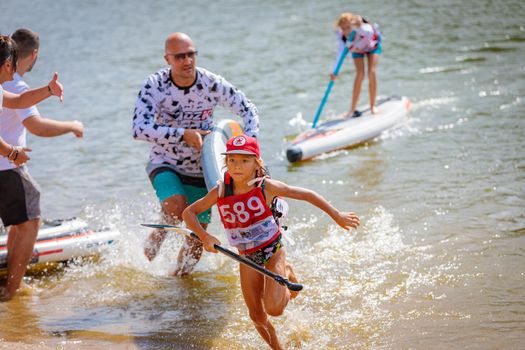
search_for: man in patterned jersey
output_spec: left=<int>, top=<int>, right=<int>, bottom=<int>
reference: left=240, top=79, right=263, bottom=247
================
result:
left=133, top=32, right=259, bottom=276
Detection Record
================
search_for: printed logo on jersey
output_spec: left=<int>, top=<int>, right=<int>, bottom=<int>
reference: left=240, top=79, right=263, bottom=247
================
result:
left=179, top=108, right=213, bottom=121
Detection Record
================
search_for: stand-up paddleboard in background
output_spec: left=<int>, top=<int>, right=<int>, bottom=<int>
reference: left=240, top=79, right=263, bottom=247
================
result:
left=201, top=119, right=244, bottom=190
left=0, top=218, right=119, bottom=272
left=287, top=96, right=411, bottom=163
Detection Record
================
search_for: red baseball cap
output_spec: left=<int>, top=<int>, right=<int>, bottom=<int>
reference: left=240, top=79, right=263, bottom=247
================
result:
left=222, top=135, right=260, bottom=159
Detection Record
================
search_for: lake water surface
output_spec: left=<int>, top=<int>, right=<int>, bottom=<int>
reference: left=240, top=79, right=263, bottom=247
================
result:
left=1, top=0, right=524, bottom=349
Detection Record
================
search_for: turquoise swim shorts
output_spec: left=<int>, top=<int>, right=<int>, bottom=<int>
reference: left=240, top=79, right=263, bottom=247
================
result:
left=352, top=41, right=382, bottom=59
left=151, top=169, right=211, bottom=224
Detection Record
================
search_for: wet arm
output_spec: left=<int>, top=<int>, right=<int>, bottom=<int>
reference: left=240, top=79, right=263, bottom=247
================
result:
left=182, top=187, right=221, bottom=252
left=266, top=179, right=341, bottom=220
left=265, top=179, right=359, bottom=230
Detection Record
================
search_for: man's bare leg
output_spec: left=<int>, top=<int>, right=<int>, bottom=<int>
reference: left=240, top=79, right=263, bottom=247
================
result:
left=144, top=227, right=168, bottom=261
left=143, top=195, right=186, bottom=261
left=171, top=223, right=206, bottom=277
left=144, top=194, right=205, bottom=276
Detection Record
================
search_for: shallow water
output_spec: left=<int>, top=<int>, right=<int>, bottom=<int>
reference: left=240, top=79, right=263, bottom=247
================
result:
left=1, top=0, right=524, bottom=349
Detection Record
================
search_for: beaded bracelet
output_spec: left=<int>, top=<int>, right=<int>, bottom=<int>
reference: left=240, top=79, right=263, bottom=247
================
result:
left=7, top=146, right=17, bottom=160
left=7, top=146, right=21, bottom=162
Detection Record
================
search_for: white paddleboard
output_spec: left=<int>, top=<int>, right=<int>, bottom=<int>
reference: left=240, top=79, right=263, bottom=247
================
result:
left=0, top=218, right=119, bottom=271
left=287, top=96, right=411, bottom=162
left=201, top=119, right=244, bottom=190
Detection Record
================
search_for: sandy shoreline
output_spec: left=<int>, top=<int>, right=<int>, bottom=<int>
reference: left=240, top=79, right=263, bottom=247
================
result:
left=0, top=342, right=55, bottom=350
left=0, top=341, right=139, bottom=350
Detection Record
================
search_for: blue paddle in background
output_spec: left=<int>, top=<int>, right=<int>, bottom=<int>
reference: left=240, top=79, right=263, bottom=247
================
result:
left=311, top=46, right=349, bottom=128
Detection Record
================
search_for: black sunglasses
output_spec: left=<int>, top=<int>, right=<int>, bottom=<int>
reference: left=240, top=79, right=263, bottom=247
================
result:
left=167, top=50, right=198, bottom=61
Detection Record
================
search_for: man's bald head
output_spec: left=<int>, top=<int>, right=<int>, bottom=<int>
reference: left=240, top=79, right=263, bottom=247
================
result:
left=165, top=32, right=194, bottom=53
left=164, top=32, right=198, bottom=86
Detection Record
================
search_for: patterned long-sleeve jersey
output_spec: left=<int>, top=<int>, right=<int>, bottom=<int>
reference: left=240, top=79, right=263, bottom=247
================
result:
left=133, top=67, right=259, bottom=177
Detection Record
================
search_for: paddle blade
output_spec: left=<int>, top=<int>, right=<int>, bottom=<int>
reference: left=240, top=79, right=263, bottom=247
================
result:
left=141, top=223, right=179, bottom=229
left=287, top=282, right=304, bottom=292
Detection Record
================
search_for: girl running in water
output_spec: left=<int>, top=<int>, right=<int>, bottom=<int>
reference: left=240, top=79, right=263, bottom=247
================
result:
left=331, top=12, right=382, bottom=118
left=183, top=135, right=359, bottom=350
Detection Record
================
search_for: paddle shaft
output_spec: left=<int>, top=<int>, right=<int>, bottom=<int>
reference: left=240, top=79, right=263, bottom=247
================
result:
left=312, top=46, right=349, bottom=128
left=141, top=224, right=303, bottom=292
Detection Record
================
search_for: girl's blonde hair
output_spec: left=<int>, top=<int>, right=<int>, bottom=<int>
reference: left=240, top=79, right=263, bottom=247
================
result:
left=334, top=12, right=353, bottom=29
left=334, top=12, right=361, bottom=30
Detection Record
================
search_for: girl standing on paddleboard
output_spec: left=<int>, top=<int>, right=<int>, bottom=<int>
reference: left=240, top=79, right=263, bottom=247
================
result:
left=331, top=12, right=382, bottom=118
left=183, top=135, right=359, bottom=350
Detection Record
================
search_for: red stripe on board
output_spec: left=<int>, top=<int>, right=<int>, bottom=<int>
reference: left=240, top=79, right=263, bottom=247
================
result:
left=35, top=231, right=94, bottom=244
left=34, top=249, right=64, bottom=257
left=0, top=231, right=95, bottom=251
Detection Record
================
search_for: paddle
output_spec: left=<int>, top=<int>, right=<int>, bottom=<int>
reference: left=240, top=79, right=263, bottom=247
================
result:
left=311, top=46, right=349, bottom=128
left=141, top=223, right=303, bottom=292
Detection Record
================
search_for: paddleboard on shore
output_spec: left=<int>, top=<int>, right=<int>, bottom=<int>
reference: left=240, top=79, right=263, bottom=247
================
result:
left=286, top=95, right=411, bottom=162
left=0, top=218, right=119, bottom=271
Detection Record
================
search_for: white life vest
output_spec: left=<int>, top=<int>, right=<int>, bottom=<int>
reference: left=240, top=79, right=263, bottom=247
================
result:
left=347, top=22, right=380, bottom=53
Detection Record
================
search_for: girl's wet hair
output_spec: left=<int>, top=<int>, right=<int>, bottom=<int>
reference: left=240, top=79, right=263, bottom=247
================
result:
left=255, top=158, right=270, bottom=178
left=0, top=35, right=18, bottom=71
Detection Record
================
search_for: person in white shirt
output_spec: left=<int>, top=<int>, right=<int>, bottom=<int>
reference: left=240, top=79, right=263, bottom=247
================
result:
left=1, top=34, right=65, bottom=167
left=133, top=32, right=260, bottom=276
left=0, top=29, right=83, bottom=301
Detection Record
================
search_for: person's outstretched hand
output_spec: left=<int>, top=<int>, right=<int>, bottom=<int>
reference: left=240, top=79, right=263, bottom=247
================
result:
left=48, top=72, right=64, bottom=102
left=13, top=147, right=31, bottom=167
left=70, top=120, right=84, bottom=138
left=335, top=211, right=360, bottom=230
